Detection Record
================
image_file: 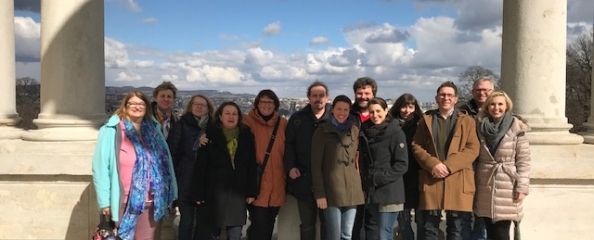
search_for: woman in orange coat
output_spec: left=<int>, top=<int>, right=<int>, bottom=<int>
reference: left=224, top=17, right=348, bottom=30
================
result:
left=243, top=89, right=288, bottom=240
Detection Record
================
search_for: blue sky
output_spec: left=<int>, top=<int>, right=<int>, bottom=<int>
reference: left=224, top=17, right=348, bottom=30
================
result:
left=13, top=0, right=594, bottom=101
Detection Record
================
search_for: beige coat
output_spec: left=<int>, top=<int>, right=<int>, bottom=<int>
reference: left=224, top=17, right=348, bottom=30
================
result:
left=474, top=117, right=531, bottom=222
left=412, top=110, right=480, bottom=212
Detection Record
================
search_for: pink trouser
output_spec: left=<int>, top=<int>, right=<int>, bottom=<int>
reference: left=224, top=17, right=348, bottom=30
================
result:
left=118, top=202, right=162, bottom=240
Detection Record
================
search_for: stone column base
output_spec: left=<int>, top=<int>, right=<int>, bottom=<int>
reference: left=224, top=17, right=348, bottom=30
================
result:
left=579, top=122, right=594, bottom=144
left=22, top=114, right=106, bottom=141
left=526, top=131, right=584, bottom=145
left=0, top=126, right=22, bottom=140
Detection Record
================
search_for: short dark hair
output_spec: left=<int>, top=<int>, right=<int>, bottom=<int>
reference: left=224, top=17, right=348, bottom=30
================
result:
left=307, top=80, right=329, bottom=97
left=369, top=97, right=393, bottom=121
left=353, top=77, right=378, bottom=96
left=254, top=89, right=280, bottom=111
left=332, top=95, right=352, bottom=108
left=214, top=101, right=245, bottom=128
left=436, top=81, right=458, bottom=96
left=153, top=81, right=178, bottom=98
left=389, top=93, right=423, bottom=120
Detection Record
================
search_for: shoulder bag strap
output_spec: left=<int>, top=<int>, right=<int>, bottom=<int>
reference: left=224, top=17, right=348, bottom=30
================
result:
left=261, top=116, right=281, bottom=169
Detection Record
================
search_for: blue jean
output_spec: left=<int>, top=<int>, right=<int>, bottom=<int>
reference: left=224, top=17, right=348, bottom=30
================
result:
left=471, top=214, right=487, bottom=240
left=378, top=211, right=399, bottom=240
left=398, top=208, right=424, bottom=240
left=420, top=210, right=471, bottom=240
left=324, top=206, right=357, bottom=240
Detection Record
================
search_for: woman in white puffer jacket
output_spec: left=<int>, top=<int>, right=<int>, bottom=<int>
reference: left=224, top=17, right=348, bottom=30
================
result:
left=474, top=90, right=531, bottom=240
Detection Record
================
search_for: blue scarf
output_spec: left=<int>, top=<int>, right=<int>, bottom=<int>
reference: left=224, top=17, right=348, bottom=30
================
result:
left=119, top=119, right=175, bottom=240
left=330, top=115, right=350, bottom=131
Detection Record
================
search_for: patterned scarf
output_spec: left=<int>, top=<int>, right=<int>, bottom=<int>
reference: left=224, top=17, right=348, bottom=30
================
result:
left=155, top=108, right=172, bottom=137
left=222, top=127, right=239, bottom=169
left=118, top=118, right=175, bottom=240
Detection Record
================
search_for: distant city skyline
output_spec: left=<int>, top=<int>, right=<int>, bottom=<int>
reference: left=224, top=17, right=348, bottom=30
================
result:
left=12, top=0, right=594, bottom=102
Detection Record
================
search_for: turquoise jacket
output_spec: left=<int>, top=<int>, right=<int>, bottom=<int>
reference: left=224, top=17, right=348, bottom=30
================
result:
left=92, top=115, right=178, bottom=222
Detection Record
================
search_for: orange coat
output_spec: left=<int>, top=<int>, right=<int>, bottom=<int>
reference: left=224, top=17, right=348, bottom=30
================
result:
left=243, top=109, right=288, bottom=207
left=411, top=110, right=480, bottom=212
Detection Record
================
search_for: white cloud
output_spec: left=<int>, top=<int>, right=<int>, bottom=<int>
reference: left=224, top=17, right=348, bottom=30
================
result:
left=142, top=18, right=157, bottom=24
left=161, top=74, right=179, bottom=81
left=310, top=37, right=330, bottom=45
left=244, top=48, right=274, bottom=65
left=133, top=60, right=154, bottom=68
left=262, top=21, right=282, bottom=36
left=118, top=0, right=142, bottom=12
left=116, top=71, right=141, bottom=81
left=105, top=38, right=131, bottom=68
left=14, top=17, right=40, bottom=62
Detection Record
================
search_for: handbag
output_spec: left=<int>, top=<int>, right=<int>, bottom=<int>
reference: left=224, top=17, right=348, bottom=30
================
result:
left=91, top=214, right=117, bottom=240
left=256, top=117, right=281, bottom=191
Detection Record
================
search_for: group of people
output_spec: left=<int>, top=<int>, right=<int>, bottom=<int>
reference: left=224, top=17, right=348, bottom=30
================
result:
left=91, top=76, right=531, bottom=240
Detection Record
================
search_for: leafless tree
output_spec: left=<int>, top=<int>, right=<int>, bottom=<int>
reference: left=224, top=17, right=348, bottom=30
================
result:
left=15, top=77, right=40, bottom=130
left=457, top=65, right=500, bottom=101
left=566, top=31, right=593, bottom=132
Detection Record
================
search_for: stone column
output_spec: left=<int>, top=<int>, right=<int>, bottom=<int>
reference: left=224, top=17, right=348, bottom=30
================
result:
left=0, top=0, right=22, bottom=139
left=22, top=0, right=106, bottom=141
left=581, top=32, right=594, bottom=144
left=500, top=0, right=583, bottom=145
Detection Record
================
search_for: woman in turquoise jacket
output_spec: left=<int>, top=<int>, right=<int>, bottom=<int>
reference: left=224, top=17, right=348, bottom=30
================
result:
left=92, top=91, right=178, bottom=240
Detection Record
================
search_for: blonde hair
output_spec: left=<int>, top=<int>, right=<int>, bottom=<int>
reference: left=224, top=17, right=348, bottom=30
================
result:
left=115, top=91, right=153, bottom=120
left=478, top=90, right=513, bottom=120
left=184, top=94, right=215, bottom=116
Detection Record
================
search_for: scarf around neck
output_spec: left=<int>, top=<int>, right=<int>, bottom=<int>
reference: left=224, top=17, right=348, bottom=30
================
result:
left=222, top=127, right=240, bottom=169
left=480, top=111, right=514, bottom=149
left=330, top=115, right=350, bottom=132
left=119, top=118, right=175, bottom=240
left=363, top=120, right=390, bottom=141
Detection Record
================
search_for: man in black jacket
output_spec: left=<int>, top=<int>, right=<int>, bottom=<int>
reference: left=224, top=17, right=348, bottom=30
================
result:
left=350, top=77, right=378, bottom=240
left=456, top=76, right=494, bottom=240
left=284, top=81, right=332, bottom=240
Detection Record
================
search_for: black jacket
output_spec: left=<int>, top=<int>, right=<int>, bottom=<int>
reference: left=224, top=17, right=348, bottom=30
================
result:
left=283, top=104, right=331, bottom=200
left=166, top=113, right=209, bottom=202
left=457, top=99, right=479, bottom=117
left=399, top=116, right=421, bottom=208
left=359, top=119, right=408, bottom=205
left=192, top=124, right=258, bottom=227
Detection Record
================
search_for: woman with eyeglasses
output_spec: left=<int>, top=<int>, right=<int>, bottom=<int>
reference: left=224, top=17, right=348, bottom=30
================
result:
left=192, top=101, right=259, bottom=240
left=92, top=91, right=178, bottom=240
left=474, top=90, right=531, bottom=240
left=243, top=90, right=288, bottom=240
left=167, top=94, right=215, bottom=240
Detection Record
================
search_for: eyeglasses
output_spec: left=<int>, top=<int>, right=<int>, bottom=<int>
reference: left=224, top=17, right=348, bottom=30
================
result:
left=438, top=93, right=456, bottom=99
left=473, top=88, right=493, bottom=93
left=259, top=100, right=275, bottom=106
left=192, top=103, right=207, bottom=108
left=127, top=102, right=146, bottom=108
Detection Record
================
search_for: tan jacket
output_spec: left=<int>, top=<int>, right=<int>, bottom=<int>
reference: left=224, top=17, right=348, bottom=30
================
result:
left=411, top=110, right=480, bottom=212
left=474, top=117, right=531, bottom=222
left=243, top=109, right=288, bottom=207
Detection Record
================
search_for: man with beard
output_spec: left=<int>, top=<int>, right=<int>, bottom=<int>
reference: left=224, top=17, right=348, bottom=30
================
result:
left=350, top=77, right=378, bottom=240
left=284, top=81, right=332, bottom=240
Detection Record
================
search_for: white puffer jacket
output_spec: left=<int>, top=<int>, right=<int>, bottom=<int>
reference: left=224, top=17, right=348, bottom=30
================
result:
left=474, top=117, right=531, bottom=222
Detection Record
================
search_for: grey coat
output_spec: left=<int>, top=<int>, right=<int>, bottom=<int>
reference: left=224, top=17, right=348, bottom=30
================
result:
left=474, top=117, right=531, bottom=222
